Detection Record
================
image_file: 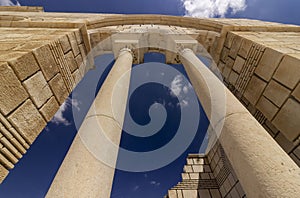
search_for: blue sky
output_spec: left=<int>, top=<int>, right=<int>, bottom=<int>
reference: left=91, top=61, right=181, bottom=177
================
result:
left=0, top=0, right=300, bottom=198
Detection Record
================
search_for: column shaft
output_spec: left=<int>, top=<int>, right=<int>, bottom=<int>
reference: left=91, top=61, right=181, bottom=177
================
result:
left=180, top=48, right=300, bottom=198
left=46, top=49, right=133, bottom=198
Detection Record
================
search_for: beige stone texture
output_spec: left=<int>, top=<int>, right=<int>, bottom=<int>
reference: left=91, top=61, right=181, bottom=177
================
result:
left=292, top=83, right=300, bottom=102
left=243, top=75, right=267, bottom=105
left=275, top=133, right=295, bottom=153
left=263, top=80, right=290, bottom=107
left=0, top=163, right=9, bottom=183
left=40, top=97, right=59, bottom=122
left=290, top=153, right=300, bottom=167
left=273, top=54, right=300, bottom=89
left=255, top=48, right=283, bottom=81
left=68, top=33, right=80, bottom=56
left=228, top=71, right=239, bottom=85
left=232, top=56, right=245, bottom=73
left=59, top=35, right=72, bottom=53
left=65, top=51, right=78, bottom=72
left=238, top=38, right=252, bottom=58
left=8, top=52, right=40, bottom=81
left=48, top=73, right=69, bottom=105
left=182, top=190, right=198, bottom=198
left=23, top=71, right=53, bottom=108
left=1, top=147, right=18, bottom=164
left=0, top=136, right=22, bottom=159
left=33, top=44, right=59, bottom=81
left=229, top=35, right=243, bottom=59
left=0, top=62, right=28, bottom=115
left=8, top=100, right=46, bottom=144
left=273, top=99, right=300, bottom=141
left=168, top=190, right=177, bottom=198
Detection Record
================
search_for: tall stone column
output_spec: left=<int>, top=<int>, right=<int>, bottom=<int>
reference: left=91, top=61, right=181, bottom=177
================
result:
left=46, top=48, right=133, bottom=198
left=179, top=48, right=300, bottom=198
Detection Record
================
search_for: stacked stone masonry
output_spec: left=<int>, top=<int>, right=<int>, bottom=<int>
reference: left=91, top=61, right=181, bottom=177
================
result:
left=166, top=141, right=246, bottom=198
left=0, top=7, right=88, bottom=182
left=0, top=5, right=300, bottom=186
left=218, top=31, right=300, bottom=166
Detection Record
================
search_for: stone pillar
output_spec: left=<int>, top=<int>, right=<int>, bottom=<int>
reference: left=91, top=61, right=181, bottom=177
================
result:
left=179, top=48, right=300, bottom=198
left=46, top=48, right=133, bottom=198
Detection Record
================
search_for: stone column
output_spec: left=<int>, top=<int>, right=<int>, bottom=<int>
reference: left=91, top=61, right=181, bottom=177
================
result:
left=179, top=48, right=300, bottom=198
left=46, top=48, right=133, bottom=198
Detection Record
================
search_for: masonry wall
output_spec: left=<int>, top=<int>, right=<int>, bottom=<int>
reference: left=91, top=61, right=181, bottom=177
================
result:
left=217, top=31, right=300, bottom=166
left=166, top=141, right=246, bottom=198
left=0, top=20, right=88, bottom=182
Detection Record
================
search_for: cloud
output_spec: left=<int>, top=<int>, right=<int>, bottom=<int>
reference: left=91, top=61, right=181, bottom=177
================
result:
left=181, top=0, right=247, bottom=18
left=170, top=75, right=193, bottom=108
left=150, top=181, right=160, bottom=186
left=170, top=75, right=184, bottom=97
left=0, top=0, right=20, bottom=6
left=132, top=185, right=139, bottom=191
left=51, top=97, right=80, bottom=126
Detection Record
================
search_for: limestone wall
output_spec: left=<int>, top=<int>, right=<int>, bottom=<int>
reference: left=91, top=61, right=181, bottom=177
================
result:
left=0, top=12, right=88, bottom=182
left=218, top=31, right=300, bottom=166
left=166, top=141, right=246, bottom=198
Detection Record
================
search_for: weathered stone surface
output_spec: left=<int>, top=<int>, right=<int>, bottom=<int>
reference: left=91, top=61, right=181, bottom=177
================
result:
left=59, top=35, right=71, bottom=53
left=74, top=30, right=83, bottom=44
left=292, top=83, right=300, bottom=102
left=255, top=48, right=283, bottom=81
left=244, top=75, right=267, bottom=105
left=68, top=33, right=80, bottom=56
left=232, top=56, right=245, bottom=73
left=49, top=73, right=69, bottom=105
left=228, top=71, right=239, bottom=85
left=256, top=96, right=278, bottom=120
left=40, top=97, right=59, bottom=122
left=0, top=163, right=8, bottom=183
left=65, top=51, right=78, bottom=72
left=273, top=54, right=300, bottom=89
left=0, top=62, right=28, bottom=115
left=182, top=190, right=198, bottom=198
left=8, top=100, right=46, bottom=144
left=275, top=133, right=295, bottom=153
left=8, top=52, right=40, bottom=81
left=75, top=54, right=84, bottom=67
left=33, top=44, right=59, bottom=81
left=229, top=35, right=243, bottom=59
left=23, top=71, right=53, bottom=108
left=263, top=80, right=290, bottom=107
left=238, top=38, right=252, bottom=58
left=273, top=99, right=300, bottom=141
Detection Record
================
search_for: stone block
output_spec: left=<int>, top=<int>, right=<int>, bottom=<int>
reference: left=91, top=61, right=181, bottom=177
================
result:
left=198, top=189, right=210, bottom=198
left=209, top=189, right=221, bottom=198
left=189, top=173, right=199, bottom=179
left=244, top=75, right=267, bottom=105
left=238, top=38, right=253, bottom=58
left=263, top=80, right=290, bottom=107
left=40, top=97, right=59, bottom=122
left=0, top=163, right=8, bottom=183
left=49, top=74, right=69, bottom=105
left=225, top=56, right=235, bottom=69
left=229, top=35, right=243, bottom=59
left=8, top=52, right=40, bottom=81
left=294, top=146, right=300, bottom=159
left=192, top=165, right=203, bottom=172
left=182, top=190, right=198, bottom=198
left=75, top=54, right=84, bottom=67
left=228, top=71, right=239, bottom=86
left=292, top=83, right=300, bottom=102
left=68, top=32, right=80, bottom=56
left=232, top=56, right=245, bottom=74
left=23, top=71, right=53, bottom=108
left=255, top=48, right=283, bottom=81
left=224, top=32, right=235, bottom=48
left=168, top=190, right=177, bottom=198
left=74, top=30, right=83, bottom=44
left=273, top=54, right=300, bottom=89
left=33, top=44, right=59, bottom=81
left=65, top=51, right=78, bottom=72
left=79, top=44, right=87, bottom=59
left=220, top=47, right=229, bottom=63
left=273, top=99, right=300, bottom=141
left=290, top=153, right=300, bottom=167
left=256, top=96, right=278, bottom=120
left=8, top=100, right=46, bottom=144
left=0, top=62, right=28, bottom=115
left=59, top=35, right=71, bottom=53
left=275, top=133, right=295, bottom=153
left=184, top=165, right=193, bottom=173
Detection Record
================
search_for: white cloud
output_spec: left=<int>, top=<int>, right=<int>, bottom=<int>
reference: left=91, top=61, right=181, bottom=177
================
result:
left=51, top=97, right=80, bottom=126
left=150, top=181, right=160, bottom=186
left=0, top=0, right=20, bottom=6
left=170, top=75, right=184, bottom=97
left=133, top=185, right=139, bottom=191
left=181, top=0, right=247, bottom=18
